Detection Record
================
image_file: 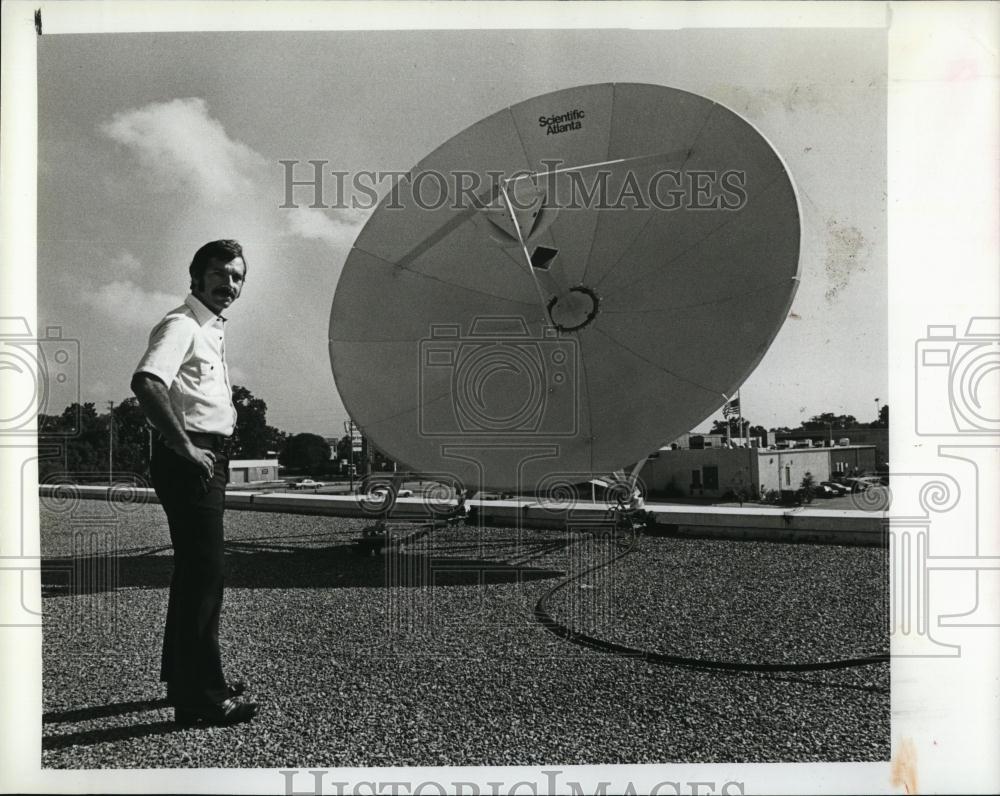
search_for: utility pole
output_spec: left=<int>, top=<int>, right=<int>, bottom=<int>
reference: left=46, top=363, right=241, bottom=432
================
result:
left=107, top=400, right=114, bottom=486
left=875, top=397, right=881, bottom=423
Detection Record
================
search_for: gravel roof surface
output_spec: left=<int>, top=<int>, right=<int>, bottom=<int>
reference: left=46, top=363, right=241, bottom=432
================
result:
left=40, top=500, right=888, bottom=768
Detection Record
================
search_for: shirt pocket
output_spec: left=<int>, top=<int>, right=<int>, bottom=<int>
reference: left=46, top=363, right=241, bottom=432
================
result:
left=198, top=361, right=228, bottom=396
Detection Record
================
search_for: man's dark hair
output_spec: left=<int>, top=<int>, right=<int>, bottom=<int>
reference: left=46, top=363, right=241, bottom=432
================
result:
left=189, top=239, right=246, bottom=290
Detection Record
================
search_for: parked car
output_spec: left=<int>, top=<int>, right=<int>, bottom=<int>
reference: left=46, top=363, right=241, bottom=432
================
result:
left=367, top=484, right=414, bottom=498
left=842, top=476, right=880, bottom=493
left=821, top=481, right=849, bottom=496
left=291, top=478, right=323, bottom=490
left=812, top=484, right=836, bottom=498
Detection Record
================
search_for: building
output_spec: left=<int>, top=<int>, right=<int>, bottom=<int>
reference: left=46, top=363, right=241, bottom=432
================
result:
left=228, top=458, right=280, bottom=484
left=775, top=426, right=888, bottom=468
left=667, top=431, right=772, bottom=449
left=640, top=445, right=877, bottom=499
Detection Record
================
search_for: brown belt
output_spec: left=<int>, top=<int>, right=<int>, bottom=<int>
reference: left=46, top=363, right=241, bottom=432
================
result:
left=187, top=431, right=230, bottom=452
left=156, top=431, right=231, bottom=453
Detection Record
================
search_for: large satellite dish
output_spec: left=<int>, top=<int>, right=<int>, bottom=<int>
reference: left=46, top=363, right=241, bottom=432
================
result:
left=330, top=83, right=800, bottom=491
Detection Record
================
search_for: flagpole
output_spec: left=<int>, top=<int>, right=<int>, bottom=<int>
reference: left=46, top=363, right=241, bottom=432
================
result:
left=724, top=401, right=730, bottom=446
left=738, top=387, right=754, bottom=498
left=738, top=387, right=743, bottom=446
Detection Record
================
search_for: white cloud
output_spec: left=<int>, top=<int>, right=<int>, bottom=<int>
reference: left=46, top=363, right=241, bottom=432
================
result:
left=284, top=206, right=368, bottom=249
left=81, top=280, right=179, bottom=328
left=100, top=98, right=265, bottom=203
left=109, top=251, right=142, bottom=274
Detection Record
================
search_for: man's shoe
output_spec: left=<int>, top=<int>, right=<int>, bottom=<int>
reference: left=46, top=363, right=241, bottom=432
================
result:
left=166, top=679, right=247, bottom=703
left=175, top=697, right=258, bottom=727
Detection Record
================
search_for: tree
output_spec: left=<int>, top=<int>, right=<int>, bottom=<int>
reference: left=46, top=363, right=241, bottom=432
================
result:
left=230, top=385, right=285, bottom=458
left=335, top=434, right=355, bottom=463
left=281, top=433, right=331, bottom=473
left=802, top=413, right=858, bottom=431
left=870, top=404, right=889, bottom=428
left=710, top=417, right=757, bottom=441
left=37, top=384, right=292, bottom=483
left=799, top=471, right=817, bottom=504
left=709, top=419, right=731, bottom=436
left=111, top=397, right=153, bottom=475
left=727, top=473, right=749, bottom=506
left=334, top=432, right=398, bottom=475
left=368, top=440, right=399, bottom=472
left=38, top=400, right=151, bottom=481
left=38, top=402, right=103, bottom=480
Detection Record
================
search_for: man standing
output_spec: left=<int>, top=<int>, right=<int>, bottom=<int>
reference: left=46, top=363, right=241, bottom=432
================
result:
left=132, top=240, right=257, bottom=726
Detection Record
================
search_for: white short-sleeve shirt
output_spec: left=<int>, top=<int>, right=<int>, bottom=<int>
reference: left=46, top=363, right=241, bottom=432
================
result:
left=134, top=294, right=237, bottom=436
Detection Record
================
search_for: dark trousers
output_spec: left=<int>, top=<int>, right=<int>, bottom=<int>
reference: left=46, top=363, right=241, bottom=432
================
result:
left=150, top=435, right=230, bottom=707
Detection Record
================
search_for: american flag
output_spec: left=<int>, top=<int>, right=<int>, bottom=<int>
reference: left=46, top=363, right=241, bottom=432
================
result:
left=722, top=397, right=740, bottom=418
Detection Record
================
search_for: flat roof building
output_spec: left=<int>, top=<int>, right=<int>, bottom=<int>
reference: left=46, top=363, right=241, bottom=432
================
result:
left=228, top=458, right=280, bottom=484
left=641, top=445, right=877, bottom=499
left=775, top=427, right=888, bottom=467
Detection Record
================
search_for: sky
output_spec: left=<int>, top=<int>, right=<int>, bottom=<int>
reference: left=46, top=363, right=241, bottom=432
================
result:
left=37, top=27, right=887, bottom=438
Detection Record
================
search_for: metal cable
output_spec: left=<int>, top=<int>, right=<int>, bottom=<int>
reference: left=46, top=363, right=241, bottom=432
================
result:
left=533, top=525, right=890, bottom=672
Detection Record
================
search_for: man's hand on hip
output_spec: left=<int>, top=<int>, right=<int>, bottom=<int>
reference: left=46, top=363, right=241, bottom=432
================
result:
left=132, top=373, right=217, bottom=479
left=171, top=439, right=217, bottom=479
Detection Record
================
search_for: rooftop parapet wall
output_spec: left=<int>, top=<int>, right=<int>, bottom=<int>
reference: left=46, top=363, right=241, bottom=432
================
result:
left=39, top=485, right=886, bottom=546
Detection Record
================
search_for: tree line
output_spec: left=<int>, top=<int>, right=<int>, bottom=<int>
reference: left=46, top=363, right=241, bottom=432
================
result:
left=36, top=385, right=388, bottom=482
left=38, top=389, right=886, bottom=483
left=709, top=406, right=888, bottom=439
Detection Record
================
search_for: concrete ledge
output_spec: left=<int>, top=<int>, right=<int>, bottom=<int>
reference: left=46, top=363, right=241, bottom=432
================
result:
left=472, top=499, right=886, bottom=545
left=39, top=484, right=160, bottom=504
left=38, top=486, right=886, bottom=545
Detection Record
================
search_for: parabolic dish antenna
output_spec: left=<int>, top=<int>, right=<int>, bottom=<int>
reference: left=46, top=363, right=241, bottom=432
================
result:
left=330, top=83, right=800, bottom=491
